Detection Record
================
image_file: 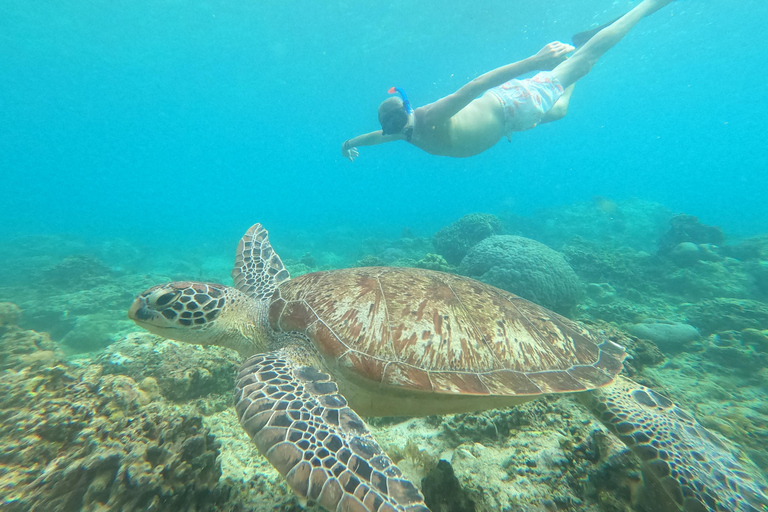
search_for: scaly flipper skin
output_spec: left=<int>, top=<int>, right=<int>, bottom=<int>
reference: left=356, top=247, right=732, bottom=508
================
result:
left=582, top=376, right=768, bottom=512
left=234, top=349, right=430, bottom=512
left=232, top=223, right=291, bottom=301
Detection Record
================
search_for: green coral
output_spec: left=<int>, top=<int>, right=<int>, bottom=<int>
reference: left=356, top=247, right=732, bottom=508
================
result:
left=415, top=253, right=455, bottom=273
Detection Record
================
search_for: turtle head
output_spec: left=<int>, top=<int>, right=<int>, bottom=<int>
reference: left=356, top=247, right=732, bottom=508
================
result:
left=128, top=281, right=267, bottom=356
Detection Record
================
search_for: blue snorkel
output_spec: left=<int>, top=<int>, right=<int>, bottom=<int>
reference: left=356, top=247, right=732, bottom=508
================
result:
left=388, top=87, right=413, bottom=114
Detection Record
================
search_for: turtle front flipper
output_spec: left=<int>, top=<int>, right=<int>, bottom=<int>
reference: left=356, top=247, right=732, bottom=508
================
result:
left=232, top=223, right=291, bottom=301
left=235, top=350, right=430, bottom=512
left=582, top=375, right=768, bottom=512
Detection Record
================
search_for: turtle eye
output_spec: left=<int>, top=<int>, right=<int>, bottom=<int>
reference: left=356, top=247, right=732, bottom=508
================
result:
left=155, top=291, right=179, bottom=307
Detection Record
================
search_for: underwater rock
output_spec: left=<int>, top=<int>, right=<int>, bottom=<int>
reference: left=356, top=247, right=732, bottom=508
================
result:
left=433, top=213, right=504, bottom=265
left=0, top=302, right=22, bottom=326
left=0, top=361, right=225, bottom=512
left=421, top=460, right=476, bottom=512
left=683, top=298, right=768, bottom=335
left=627, top=321, right=701, bottom=354
left=460, top=235, right=583, bottom=314
left=98, top=333, right=239, bottom=401
left=658, top=214, right=725, bottom=255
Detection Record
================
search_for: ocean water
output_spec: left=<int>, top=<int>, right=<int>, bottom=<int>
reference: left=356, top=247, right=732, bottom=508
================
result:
left=1, top=1, right=767, bottom=511
left=1, top=0, right=766, bottom=248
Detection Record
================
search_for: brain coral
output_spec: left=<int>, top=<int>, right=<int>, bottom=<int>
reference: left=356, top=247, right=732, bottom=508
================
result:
left=433, top=213, right=504, bottom=265
left=460, top=235, right=583, bottom=313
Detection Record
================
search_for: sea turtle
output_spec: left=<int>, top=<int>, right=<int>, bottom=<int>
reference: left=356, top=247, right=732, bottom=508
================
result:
left=128, top=223, right=767, bottom=512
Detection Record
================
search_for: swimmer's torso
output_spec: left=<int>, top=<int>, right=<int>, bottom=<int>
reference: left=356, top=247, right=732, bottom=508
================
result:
left=411, top=93, right=506, bottom=158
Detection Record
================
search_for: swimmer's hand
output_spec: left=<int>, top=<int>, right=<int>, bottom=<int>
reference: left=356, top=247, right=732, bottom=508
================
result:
left=342, top=140, right=359, bottom=162
left=533, top=41, right=575, bottom=70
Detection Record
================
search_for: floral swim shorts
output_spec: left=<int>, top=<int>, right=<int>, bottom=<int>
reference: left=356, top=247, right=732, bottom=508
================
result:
left=488, top=71, right=565, bottom=133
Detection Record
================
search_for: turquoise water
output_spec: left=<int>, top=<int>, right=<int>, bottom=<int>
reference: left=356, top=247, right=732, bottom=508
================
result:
left=1, top=0, right=766, bottom=248
left=1, top=1, right=767, bottom=511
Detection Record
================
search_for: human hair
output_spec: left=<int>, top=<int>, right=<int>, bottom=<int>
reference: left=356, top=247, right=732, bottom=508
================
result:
left=378, top=97, right=408, bottom=135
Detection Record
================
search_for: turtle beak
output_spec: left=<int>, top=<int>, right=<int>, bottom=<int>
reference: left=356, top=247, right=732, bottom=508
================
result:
left=128, top=296, right=155, bottom=323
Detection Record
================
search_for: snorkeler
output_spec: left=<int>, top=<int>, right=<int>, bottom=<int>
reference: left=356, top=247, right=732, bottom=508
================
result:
left=341, top=0, right=674, bottom=160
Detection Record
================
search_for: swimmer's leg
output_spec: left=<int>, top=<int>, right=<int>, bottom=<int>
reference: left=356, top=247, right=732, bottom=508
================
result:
left=540, top=84, right=575, bottom=124
left=551, top=0, right=674, bottom=88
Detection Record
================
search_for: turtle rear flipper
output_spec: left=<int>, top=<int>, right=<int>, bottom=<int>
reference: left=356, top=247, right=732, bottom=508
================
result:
left=582, top=376, right=768, bottom=512
left=235, top=350, right=429, bottom=512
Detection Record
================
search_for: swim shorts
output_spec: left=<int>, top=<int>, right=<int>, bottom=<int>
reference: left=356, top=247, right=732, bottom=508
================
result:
left=488, top=71, right=564, bottom=133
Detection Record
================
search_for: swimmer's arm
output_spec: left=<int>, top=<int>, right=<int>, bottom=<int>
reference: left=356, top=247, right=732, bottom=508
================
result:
left=425, top=42, right=573, bottom=122
left=341, top=131, right=403, bottom=161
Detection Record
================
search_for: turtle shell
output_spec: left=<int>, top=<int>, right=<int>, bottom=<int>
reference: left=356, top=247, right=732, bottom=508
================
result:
left=268, top=267, right=626, bottom=396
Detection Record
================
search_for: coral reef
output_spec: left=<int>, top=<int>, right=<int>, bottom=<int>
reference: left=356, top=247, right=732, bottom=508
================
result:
left=414, top=253, right=455, bottom=273
left=683, top=298, right=768, bottom=335
left=723, top=235, right=768, bottom=261
left=40, top=254, right=116, bottom=289
left=2, top=204, right=768, bottom=511
left=0, top=302, right=62, bottom=370
left=460, top=235, right=583, bottom=314
left=703, top=330, right=767, bottom=371
left=0, top=325, right=61, bottom=371
left=661, top=258, right=753, bottom=300
left=97, top=333, right=239, bottom=402
left=658, top=214, right=725, bottom=255
left=7, top=264, right=160, bottom=352
left=432, top=213, right=504, bottom=265
left=562, top=237, right=662, bottom=294
left=667, top=241, right=722, bottom=267
left=742, top=328, right=768, bottom=353
left=0, top=302, right=22, bottom=326
left=503, top=198, right=673, bottom=252
left=0, top=331, right=226, bottom=512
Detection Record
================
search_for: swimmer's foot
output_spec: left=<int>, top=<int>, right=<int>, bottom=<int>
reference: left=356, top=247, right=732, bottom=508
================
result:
left=574, top=0, right=673, bottom=47
left=572, top=16, right=622, bottom=47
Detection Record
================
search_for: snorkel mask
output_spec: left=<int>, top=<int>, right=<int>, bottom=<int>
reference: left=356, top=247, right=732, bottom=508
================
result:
left=379, top=87, right=414, bottom=139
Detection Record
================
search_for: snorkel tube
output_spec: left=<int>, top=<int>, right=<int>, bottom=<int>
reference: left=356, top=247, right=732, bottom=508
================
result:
left=388, top=87, right=413, bottom=114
